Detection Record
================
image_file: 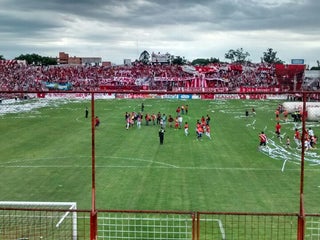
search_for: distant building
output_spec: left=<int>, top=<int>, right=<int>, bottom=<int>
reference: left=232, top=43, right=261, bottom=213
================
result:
left=124, top=59, right=132, bottom=66
left=68, top=56, right=82, bottom=65
left=81, top=57, right=102, bottom=66
left=151, top=52, right=171, bottom=64
left=58, top=52, right=102, bottom=66
left=102, top=61, right=112, bottom=67
left=58, top=52, right=69, bottom=64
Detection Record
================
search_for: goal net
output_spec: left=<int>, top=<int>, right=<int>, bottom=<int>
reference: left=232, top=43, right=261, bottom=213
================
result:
left=98, top=212, right=193, bottom=239
left=0, top=201, right=77, bottom=240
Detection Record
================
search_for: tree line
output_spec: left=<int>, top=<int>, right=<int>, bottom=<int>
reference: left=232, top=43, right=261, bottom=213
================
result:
left=139, top=48, right=283, bottom=65
left=1, top=48, right=319, bottom=69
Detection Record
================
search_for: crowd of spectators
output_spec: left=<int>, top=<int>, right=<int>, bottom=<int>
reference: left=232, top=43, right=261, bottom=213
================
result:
left=0, top=61, right=304, bottom=98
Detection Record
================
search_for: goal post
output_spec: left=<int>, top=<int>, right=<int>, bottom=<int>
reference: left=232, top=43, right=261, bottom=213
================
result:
left=0, top=201, right=77, bottom=240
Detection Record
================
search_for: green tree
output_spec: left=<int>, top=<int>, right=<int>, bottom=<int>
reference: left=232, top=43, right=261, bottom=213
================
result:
left=139, top=50, right=150, bottom=64
left=191, top=58, right=210, bottom=65
left=262, top=48, right=283, bottom=64
left=310, top=60, right=320, bottom=70
left=15, top=53, right=57, bottom=65
left=171, top=55, right=187, bottom=65
left=41, top=56, right=57, bottom=65
left=225, top=48, right=250, bottom=63
left=209, top=57, right=220, bottom=64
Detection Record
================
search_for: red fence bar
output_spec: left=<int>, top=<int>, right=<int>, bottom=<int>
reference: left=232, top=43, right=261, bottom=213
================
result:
left=90, top=92, right=97, bottom=240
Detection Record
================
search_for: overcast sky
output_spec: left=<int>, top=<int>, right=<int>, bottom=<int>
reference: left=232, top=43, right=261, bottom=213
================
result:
left=1, top=0, right=319, bottom=66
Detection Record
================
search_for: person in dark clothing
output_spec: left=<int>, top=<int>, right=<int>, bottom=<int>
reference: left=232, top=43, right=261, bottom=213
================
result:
left=95, top=116, right=100, bottom=128
left=159, top=127, right=165, bottom=144
left=85, top=107, right=89, bottom=118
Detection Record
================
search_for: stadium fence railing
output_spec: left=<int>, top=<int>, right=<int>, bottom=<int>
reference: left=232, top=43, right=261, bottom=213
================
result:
left=1, top=207, right=320, bottom=239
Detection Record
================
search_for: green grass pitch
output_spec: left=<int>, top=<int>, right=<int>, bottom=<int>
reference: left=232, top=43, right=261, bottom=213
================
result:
left=1, top=98, right=319, bottom=213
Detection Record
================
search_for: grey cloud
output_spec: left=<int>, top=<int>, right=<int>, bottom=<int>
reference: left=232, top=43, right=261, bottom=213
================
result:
left=0, top=0, right=319, bottom=63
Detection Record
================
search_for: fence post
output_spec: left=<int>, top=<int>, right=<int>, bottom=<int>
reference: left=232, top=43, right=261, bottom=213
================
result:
left=196, top=212, right=200, bottom=240
left=90, top=210, right=98, bottom=240
left=90, top=92, right=98, bottom=240
left=297, top=92, right=307, bottom=240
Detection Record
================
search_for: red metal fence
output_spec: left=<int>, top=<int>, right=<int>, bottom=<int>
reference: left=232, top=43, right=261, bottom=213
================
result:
left=1, top=208, right=320, bottom=239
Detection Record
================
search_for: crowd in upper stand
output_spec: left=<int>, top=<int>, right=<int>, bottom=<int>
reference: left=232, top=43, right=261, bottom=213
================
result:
left=0, top=61, right=304, bottom=98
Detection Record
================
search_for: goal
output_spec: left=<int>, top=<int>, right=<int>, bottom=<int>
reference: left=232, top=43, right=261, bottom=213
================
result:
left=0, top=201, right=77, bottom=240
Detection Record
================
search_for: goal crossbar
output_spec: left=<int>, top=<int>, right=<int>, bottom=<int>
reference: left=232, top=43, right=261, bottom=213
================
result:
left=0, top=201, right=77, bottom=240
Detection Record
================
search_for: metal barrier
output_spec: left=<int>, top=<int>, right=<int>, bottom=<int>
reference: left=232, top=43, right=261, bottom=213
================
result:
left=1, top=209, right=320, bottom=240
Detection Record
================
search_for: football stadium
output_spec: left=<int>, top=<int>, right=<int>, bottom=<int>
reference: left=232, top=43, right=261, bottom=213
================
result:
left=1, top=60, right=320, bottom=239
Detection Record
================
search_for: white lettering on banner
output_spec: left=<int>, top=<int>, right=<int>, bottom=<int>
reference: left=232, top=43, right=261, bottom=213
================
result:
left=179, top=95, right=191, bottom=99
left=215, top=94, right=240, bottom=100
left=238, top=87, right=280, bottom=92
left=162, top=95, right=179, bottom=99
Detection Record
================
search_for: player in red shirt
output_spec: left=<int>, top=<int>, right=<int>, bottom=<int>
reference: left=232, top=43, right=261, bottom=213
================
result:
left=184, top=122, right=189, bottom=136
left=259, top=131, right=267, bottom=147
left=205, top=124, right=211, bottom=140
left=275, top=122, right=281, bottom=138
left=294, top=128, right=301, bottom=148
left=95, top=116, right=100, bottom=128
left=197, top=125, right=204, bottom=141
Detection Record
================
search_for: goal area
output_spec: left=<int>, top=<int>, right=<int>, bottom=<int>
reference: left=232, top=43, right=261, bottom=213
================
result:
left=0, top=201, right=77, bottom=240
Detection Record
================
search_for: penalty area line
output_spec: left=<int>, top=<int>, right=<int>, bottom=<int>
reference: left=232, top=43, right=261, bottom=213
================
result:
left=281, top=159, right=288, bottom=172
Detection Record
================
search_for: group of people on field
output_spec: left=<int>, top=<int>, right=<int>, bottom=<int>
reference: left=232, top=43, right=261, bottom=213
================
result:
left=195, top=115, right=212, bottom=141
left=293, top=127, right=317, bottom=151
left=122, top=103, right=212, bottom=144
left=259, top=104, right=317, bottom=151
left=124, top=111, right=167, bottom=130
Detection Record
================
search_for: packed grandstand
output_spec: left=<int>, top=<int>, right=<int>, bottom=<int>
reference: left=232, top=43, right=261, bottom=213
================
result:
left=0, top=59, right=307, bottom=99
